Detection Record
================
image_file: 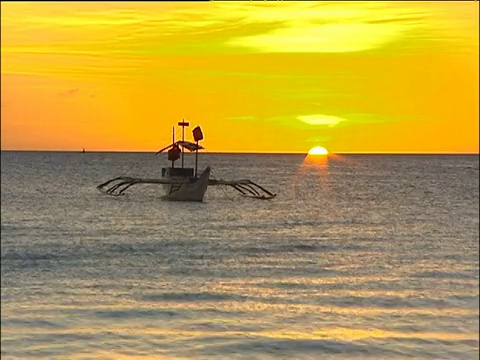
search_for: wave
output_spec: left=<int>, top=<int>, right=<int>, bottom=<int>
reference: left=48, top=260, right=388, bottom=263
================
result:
left=139, top=291, right=249, bottom=303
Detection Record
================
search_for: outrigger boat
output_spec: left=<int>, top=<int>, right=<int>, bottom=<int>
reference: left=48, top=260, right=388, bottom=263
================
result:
left=97, top=121, right=276, bottom=201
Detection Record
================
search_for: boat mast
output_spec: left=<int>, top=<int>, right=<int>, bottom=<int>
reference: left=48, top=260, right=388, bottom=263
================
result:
left=195, top=142, right=198, bottom=178
left=171, top=126, right=175, bottom=168
left=178, top=119, right=189, bottom=168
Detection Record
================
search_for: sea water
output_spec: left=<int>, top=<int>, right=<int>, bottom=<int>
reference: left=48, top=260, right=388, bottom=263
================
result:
left=1, top=152, right=478, bottom=359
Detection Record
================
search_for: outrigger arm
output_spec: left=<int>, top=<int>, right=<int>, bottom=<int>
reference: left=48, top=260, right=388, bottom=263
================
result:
left=97, top=176, right=276, bottom=199
left=208, top=179, right=276, bottom=200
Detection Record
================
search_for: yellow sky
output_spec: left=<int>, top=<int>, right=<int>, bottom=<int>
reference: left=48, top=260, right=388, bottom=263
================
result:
left=1, top=1, right=478, bottom=153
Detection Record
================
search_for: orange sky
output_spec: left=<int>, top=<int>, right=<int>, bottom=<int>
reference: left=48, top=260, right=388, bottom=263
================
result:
left=1, top=1, right=478, bottom=153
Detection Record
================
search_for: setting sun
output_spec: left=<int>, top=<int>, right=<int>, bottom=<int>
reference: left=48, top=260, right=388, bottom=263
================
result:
left=308, top=146, right=329, bottom=155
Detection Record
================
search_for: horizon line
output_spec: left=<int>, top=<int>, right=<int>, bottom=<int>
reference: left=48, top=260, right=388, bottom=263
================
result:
left=1, top=150, right=478, bottom=155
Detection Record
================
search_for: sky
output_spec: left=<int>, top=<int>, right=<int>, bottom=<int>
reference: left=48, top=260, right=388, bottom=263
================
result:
left=1, top=1, right=478, bottom=153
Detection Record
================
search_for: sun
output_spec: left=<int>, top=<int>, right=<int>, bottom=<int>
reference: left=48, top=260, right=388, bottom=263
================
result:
left=308, top=146, right=329, bottom=155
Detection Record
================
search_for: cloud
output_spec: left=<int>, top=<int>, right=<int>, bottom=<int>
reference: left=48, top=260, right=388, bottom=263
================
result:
left=1, top=1, right=475, bottom=83
left=228, top=116, right=257, bottom=121
left=297, top=114, right=346, bottom=127
left=222, top=2, right=427, bottom=53
left=227, top=22, right=407, bottom=53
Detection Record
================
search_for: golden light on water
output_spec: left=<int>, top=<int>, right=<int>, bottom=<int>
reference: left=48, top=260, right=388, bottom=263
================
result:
left=290, top=146, right=332, bottom=199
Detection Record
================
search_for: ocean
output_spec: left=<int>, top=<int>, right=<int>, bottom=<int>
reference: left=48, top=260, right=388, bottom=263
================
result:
left=1, top=151, right=478, bottom=359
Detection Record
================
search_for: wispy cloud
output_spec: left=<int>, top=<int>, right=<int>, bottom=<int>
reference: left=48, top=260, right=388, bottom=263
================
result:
left=297, top=114, right=346, bottom=127
left=228, top=23, right=409, bottom=53
left=223, top=2, right=427, bottom=53
left=1, top=1, right=475, bottom=60
left=228, top=116, right=257, bottom=121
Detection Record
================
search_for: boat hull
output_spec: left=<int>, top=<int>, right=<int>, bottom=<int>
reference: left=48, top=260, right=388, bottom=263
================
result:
left=162, top=167, right=210, bottom=202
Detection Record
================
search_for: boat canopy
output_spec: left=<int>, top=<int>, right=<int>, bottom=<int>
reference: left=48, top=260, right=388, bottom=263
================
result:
left=176, top=141, right=204, bottom=152
left=157, top=140, right=204, bottom=154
